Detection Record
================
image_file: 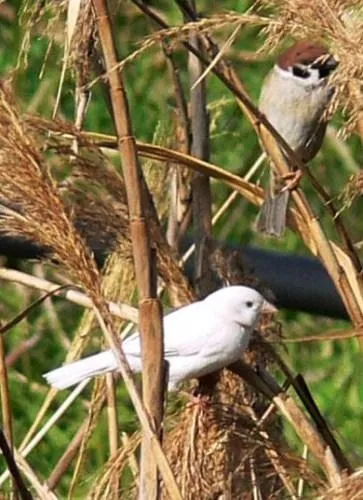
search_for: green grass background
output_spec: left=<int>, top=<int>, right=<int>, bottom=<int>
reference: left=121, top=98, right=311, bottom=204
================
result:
left=1, top=0, right=363, bottom=496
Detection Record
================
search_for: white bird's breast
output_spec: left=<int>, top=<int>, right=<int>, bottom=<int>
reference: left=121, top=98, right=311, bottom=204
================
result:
left=123, top=309, right=251, bottom=389
left=166, top=321, right=251, bottom=387
left=199, top=321, right=250, bottom=362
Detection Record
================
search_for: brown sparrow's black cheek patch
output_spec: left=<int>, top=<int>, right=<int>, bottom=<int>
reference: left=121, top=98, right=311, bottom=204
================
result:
left=292, top=66, right=310, bottom=79
left=318, top=66, right=333, bottom=78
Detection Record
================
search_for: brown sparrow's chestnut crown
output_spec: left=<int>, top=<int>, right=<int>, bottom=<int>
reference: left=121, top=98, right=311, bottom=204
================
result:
left=276, top=40, right=338, bottom=85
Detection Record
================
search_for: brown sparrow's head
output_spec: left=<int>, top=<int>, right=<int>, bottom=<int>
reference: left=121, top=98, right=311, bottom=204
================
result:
left=276, top=40, right=338, bottom=84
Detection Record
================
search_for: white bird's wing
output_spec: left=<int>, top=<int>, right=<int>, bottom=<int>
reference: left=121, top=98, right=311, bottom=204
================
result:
left=123, top=301, right=218, bottom=359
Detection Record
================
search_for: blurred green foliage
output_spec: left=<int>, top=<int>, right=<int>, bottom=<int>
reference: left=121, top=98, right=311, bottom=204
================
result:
left=0, top=0, right=363, bottom=496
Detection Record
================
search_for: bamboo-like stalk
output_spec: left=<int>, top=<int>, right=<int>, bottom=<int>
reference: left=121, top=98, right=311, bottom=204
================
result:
left=106, top=374, right=119, bottom=499
left=91, top=3, right=171, bottom=499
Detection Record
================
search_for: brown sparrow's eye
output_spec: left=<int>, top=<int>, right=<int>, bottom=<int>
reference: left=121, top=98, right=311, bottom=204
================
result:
left=292, top=65, right=310, bottom=78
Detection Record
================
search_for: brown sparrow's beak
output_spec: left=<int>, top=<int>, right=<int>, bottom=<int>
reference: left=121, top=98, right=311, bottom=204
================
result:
left=325, top=54, right=339, bottom=71
left=262, top=300, right=278, bottom=315
left=312, top=54, right=339, bottom=73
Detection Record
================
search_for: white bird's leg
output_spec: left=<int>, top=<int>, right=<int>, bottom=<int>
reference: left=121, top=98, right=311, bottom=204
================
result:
left=179, top=390, right=211, bottom=409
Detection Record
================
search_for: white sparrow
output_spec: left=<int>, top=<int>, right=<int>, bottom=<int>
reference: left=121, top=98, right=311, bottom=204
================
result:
left=255, top=40, right=338, bottom=237
left=43, top=286, right=276, bottom=391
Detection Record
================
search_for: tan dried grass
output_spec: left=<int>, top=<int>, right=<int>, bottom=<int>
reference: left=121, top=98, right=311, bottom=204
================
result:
left=0, top=84, right=99, bottom=294
left=319, top=467, right=363, bottom=500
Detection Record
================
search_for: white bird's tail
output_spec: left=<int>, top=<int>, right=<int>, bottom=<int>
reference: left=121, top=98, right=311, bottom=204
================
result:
left=43, top=351, right=117, bottom=390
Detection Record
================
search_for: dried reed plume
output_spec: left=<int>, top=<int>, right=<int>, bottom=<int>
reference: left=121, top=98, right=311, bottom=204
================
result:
left=0, top=84, right=100, bottom=293
left=12, top=112, right=194, bottom=306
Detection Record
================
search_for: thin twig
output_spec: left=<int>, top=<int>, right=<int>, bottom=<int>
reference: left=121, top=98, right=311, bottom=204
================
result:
left=249, top=456, right=262, bottom=500
left=259, top=347, right=352, bottom=473
left=121, top=431, right=140, bottom=484
left=33, top=264, right=70, bottom=349
left=13, top=449, right=57, bottom=500
left=294, top=373, right=351, bottom=473
left=67, top=131, right=263, bottom=203
left=277, top=328, right=363, bottom=343
left=0, top=337, right=17, bottom=498
left=163, top=40, right=192, bottom=250
left=5, top=334, right=41, bottom=367
left=47, top=423, right=88, bottom=490
left=68, top=380, right=106, bottom=497
left=0, top=380, right=89, bottom=487
left=0, top=335, right=13, bottom=446
left=229, top=361, right=343, bottom=487
left=190, top=22, right=242, bottom=92
left=181, top=153, right=265, bottom=264
left=0, top=268, right=139, bottom=324
left=297, top=446, right=308, bottom=498
left=245, top=391, right=298, bottom=499
left=0, top=429, right=32, bottom=500
left=72, top=86, right=90, bottom=154
left=186, top=0, right=213, bottom=298
left=0, top=284, right=70, bottom=336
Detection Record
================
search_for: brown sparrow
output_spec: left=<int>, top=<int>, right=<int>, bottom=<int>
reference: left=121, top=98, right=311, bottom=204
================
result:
left=255, top=41, right=339, bottom=237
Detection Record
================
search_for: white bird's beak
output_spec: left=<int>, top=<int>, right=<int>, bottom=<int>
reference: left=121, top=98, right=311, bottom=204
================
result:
left=262, top=300, right=278, bottom=314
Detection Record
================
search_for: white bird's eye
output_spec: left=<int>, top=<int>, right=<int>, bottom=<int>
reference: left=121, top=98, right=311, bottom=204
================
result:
left=246, top=301, right=254, bottom=308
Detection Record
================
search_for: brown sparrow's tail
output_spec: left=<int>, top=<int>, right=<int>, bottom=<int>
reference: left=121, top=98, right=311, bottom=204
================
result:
left=255, top=188, right=290, bottom=237
left=255, top=167, right=291, bottom=237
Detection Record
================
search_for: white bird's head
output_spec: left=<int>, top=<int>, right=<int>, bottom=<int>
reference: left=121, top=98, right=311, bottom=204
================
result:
left=204, top=286, right=276, bottom=329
